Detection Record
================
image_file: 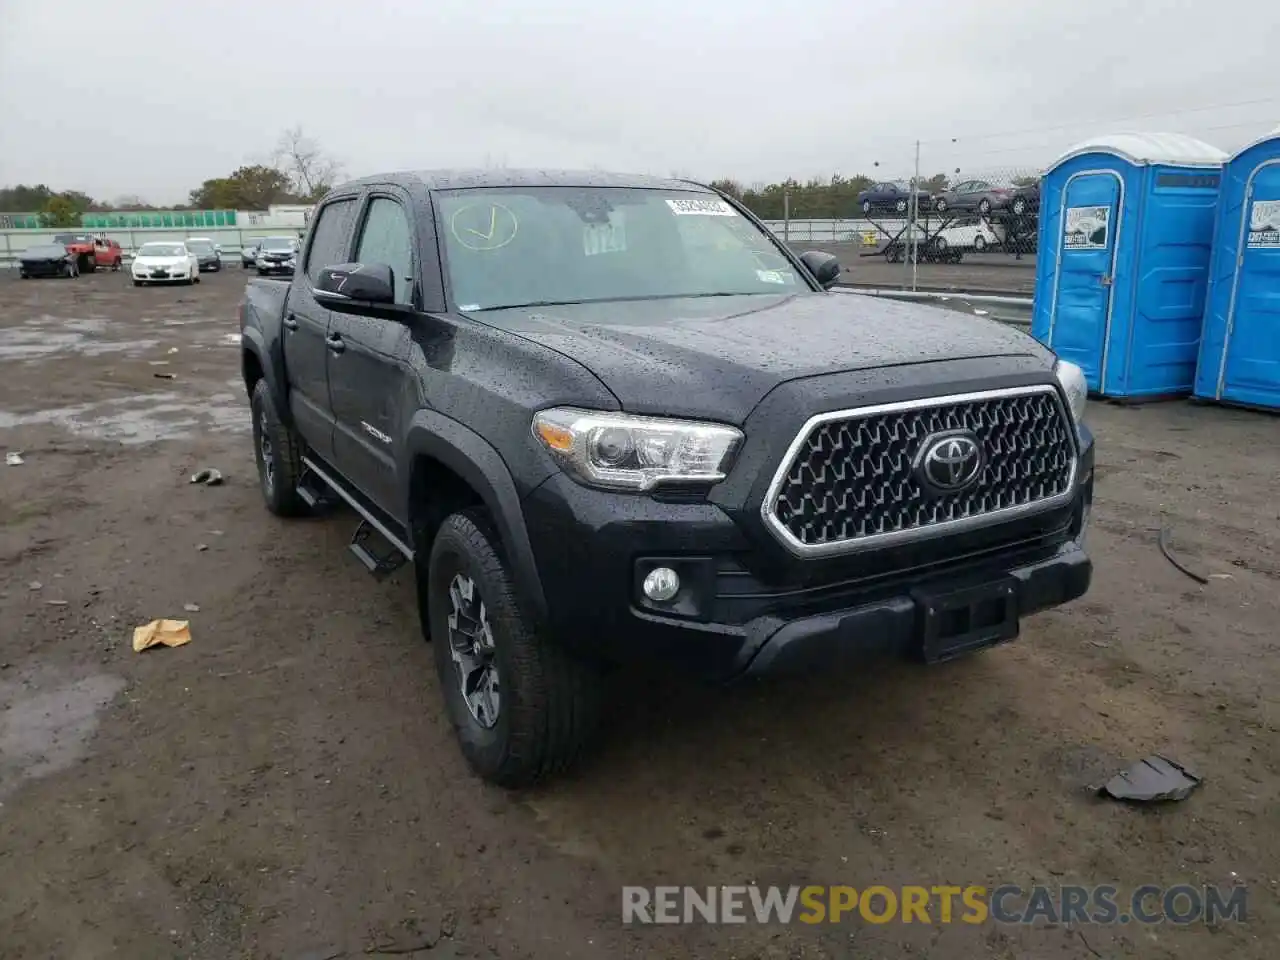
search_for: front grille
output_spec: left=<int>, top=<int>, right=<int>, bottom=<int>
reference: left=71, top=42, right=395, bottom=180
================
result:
left=764, top=386, right=1077, bottom=556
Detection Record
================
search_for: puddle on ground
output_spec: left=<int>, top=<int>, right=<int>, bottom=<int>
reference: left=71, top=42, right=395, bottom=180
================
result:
left=0, top=315, right=161, bottom=361
left=0, top=673, right=126, bottom=802
left=0, top=391, right=248, bottom=444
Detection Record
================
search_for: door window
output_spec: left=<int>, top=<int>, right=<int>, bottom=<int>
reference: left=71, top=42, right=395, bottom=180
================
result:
left=305, top=198, right=357, bottom=284
left=354, top=198, right=415, bottom=305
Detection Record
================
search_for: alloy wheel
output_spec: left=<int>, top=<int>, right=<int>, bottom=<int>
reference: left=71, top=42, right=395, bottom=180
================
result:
left=447, top=573, right=500, bottom=729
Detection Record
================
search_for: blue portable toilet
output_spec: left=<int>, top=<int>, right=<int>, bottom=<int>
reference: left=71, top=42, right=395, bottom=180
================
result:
left=1194, top=124, right=1280, bottom=410
left=1032, top=133, right=1228, bottom=398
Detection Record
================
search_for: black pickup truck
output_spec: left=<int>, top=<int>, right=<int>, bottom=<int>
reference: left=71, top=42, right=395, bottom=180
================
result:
left=239, top=170, right=1094, bottom=786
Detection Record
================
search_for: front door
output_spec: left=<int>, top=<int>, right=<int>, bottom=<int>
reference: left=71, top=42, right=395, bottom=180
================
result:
left=327, top=193, right=418, bottom=520
left=1220, top=162, right=1280, bottom=407
left=1049, top=172, right=1122, bottom=391
left=282, top=196, right=359, bottom=460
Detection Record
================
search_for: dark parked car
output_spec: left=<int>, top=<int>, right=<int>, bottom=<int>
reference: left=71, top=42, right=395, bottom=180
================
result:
left=241, top=239, right=262, bottom=269
left=255, top=236, right=298, bottom=276
left=18, top=243, right=79, bottom=279
left=239, top=169, right=1094, bottom=786
left=186, top=237, right=222, bottom=272
left=856, top=180, right=930, bottom=216
left=933, top=180, right=1016, bottom=216
left=1010, top=180, right=1041, bottom=217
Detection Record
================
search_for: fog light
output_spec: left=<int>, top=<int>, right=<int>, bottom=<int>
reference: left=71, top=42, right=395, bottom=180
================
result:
left=642, top=566, right=681, bottom=602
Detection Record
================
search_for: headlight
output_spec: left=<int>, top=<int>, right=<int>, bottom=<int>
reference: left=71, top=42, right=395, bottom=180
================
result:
left=532, top=407, right=743, bottom=492
left=1054, top=359, right=1088, bottom=432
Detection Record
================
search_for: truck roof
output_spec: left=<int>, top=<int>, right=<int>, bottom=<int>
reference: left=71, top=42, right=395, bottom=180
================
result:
left=335, top=168, right=711, bottom=193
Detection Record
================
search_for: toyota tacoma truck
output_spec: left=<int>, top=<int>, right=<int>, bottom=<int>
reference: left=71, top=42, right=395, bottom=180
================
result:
left=239, top=170, right=1094, bottom=787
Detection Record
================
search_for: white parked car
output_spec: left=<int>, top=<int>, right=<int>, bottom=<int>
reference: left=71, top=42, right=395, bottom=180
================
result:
left=932, top=218, right=1001, bottom=255
left=132, top=242, right=201, bottom=286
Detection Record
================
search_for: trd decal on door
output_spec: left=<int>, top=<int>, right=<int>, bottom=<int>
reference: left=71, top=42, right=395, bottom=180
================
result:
left=361, top=421, right=392, bottom=445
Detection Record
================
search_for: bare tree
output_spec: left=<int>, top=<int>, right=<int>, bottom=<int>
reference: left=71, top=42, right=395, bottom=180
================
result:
left=273, top=126, right=344, bottom=201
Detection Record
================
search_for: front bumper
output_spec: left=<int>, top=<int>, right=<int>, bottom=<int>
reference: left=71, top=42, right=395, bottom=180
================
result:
left=133, top=270, right=188, bottom=282
left=522, top=440, right=1094, bottom=683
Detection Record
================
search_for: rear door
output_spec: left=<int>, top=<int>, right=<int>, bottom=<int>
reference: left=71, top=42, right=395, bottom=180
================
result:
left=327, top=190, right=418, bottom=515
left=1221, top=164, right=1280, bottom=407
left=283, top=195, right=359, bottom=459
left=1048, top=172, right=1122, bottom=391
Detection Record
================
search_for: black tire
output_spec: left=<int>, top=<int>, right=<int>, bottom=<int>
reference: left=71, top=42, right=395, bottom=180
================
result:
left=977, top=198, right=992, bottom=216
left=257, top=268, right=267, bottom=276
left=428, top=510, right=601, bottom=787
left=250, top=378, right=308, bottom=517
left=974, top=235, right=988, bottom=252
left=895, top=198, right=907, bottom=213
left=934, top=198, right=947, bottom=213
left=1012, top=197, right=1027, bottom=216
left=933, top=236, right=948, bottom=253
left=133, top=279, right=142, bottom=287
left=861, top=199, right=871, bottom=215
left=19, top=271, right=27, bottom=279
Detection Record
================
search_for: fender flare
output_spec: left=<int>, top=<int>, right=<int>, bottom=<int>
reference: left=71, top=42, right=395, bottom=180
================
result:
left=403, top=410, right=548, bottom=622
left=240, top=326, right=289, bottom=426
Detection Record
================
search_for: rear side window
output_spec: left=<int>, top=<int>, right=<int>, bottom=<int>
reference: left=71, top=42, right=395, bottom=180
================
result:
left=304, top=198, right=357, bottom=283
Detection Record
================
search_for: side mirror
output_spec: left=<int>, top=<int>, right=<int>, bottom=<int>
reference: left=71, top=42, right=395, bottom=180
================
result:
left=314, top=262, right=401, bottom=312
left=799, top=250, right=841, bottom=289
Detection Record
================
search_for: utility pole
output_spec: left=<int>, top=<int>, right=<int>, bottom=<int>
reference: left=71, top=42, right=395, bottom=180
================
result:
left=911, top=139, right=921, bottom=292
left=783, top=189, right=791, bottom=244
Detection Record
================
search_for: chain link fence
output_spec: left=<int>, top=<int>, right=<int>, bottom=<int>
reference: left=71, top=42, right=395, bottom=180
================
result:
left=718, top=163, right=1045, bottom=290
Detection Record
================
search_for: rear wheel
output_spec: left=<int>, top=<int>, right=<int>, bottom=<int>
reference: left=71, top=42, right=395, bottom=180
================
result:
left=977, top=198, right=992, bottom=216
left=428, top=510, right=602, bottom=787
left=974, top=235, right=988, bottom=252
left=250, top=379, right=308, bottom=517
left=1012, top=197, right=1027, bottom=216
left=934, top=198, right=947, bottom=213
left=861, top=199, right=872, bottom=215
left=895, top=198, right=907, bottom=213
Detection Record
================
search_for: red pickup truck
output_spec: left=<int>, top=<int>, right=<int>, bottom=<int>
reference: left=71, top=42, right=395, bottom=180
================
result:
left=53, top=233, right=123, bottom=273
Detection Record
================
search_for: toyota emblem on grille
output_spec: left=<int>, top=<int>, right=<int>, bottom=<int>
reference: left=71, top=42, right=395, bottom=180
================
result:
left=917, top=431, right=983, bottom=493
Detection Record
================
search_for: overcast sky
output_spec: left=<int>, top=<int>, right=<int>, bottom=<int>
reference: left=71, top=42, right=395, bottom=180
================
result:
left=1, top=0, right=1275, bottom=204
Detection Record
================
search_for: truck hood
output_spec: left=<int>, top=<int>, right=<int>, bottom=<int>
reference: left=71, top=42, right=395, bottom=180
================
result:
left=469, top=292, right=1051, bottom=424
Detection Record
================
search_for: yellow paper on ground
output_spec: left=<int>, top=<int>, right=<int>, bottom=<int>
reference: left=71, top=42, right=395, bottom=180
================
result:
left=132, top=619, right=192, bottom=652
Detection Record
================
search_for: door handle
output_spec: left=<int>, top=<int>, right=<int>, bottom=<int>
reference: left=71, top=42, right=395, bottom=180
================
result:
left=325, top=333, right=346, bottom=354
left=283, top=313, right=298, bottom=330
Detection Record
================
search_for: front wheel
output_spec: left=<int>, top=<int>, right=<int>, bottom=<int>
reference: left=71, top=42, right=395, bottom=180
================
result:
left=895, top=198, right=907, bottom=213
left=1012, top=197, right=1027, bottom=216
left=133, top=279, right=142, bottom=287
left=977, top=199, right=992, bottom=216
left=974, top=235, right=988, bottom=252
left=934, top=198, right=947, bottom=213
left=428, top=510, right=601, bottom=787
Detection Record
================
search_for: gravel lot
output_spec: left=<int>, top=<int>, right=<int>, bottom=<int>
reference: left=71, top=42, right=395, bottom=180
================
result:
left=1, top=267, right=1277, bottom=959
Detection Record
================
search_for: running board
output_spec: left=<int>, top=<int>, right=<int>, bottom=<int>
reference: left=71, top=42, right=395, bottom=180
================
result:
left=299, top=456, right=414, bottom=579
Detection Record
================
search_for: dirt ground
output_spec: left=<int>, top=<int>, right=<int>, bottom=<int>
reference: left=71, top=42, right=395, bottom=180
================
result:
left=810, top=242, right=1038, bottom=294
left=0, top=267, right=1277, bottom=960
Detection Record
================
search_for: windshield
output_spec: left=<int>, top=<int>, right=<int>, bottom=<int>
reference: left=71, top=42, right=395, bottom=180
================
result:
left=53, top=233, right=90, bottom=244
left=261, top=237, right=296, bottom=252
left=187, top=240, right=214, bottom=254
left=139, top=243, right=184, bottom=257
left=436, top=187, right=806, bottom=311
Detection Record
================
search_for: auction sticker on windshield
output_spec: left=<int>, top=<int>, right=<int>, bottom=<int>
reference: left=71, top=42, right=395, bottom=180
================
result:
left=666, top=197, right=735, bottom=216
